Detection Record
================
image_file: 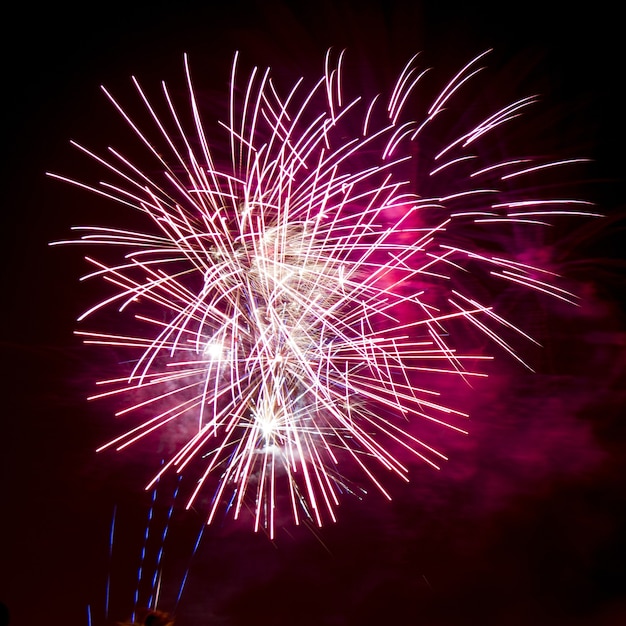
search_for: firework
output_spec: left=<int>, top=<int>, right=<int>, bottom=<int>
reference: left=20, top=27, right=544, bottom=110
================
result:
left=89, top=482, right=200, bottom=625
left=49, top=50, right=597, bottom=537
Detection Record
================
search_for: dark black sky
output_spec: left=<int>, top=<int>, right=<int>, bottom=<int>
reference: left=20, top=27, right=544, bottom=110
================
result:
left=2, top=1, right=625, bottom=625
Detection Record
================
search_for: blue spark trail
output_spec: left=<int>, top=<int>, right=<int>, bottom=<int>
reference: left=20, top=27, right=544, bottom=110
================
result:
left=175, top=522, right=206, bottom=611
left=105, top=504, right=117, bottom=620
left=148, top=477, right=182, bottom=609
left=132, top=484, right=158, bottom=622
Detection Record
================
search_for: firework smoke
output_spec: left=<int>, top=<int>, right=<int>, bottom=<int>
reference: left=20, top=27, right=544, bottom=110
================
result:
left=49, top=49, right=597, bottom=537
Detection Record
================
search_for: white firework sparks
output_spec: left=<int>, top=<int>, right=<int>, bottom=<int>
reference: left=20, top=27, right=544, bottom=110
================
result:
left=49, top=49, right=598, bottom=537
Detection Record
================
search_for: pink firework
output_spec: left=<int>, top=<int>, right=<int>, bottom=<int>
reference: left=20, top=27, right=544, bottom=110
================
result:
left=49, top=50, right=597, bottom=537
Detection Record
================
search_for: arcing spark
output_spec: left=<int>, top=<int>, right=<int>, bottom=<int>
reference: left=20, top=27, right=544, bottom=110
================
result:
left=49, top=50, right=598, bottom=537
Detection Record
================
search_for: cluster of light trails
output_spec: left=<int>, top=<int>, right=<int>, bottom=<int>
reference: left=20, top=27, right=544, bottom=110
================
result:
left=50, top=49, right=597, bottom=536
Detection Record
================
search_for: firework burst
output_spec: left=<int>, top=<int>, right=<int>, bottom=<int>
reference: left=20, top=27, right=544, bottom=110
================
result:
left=50, top=49, right=598, bottom=537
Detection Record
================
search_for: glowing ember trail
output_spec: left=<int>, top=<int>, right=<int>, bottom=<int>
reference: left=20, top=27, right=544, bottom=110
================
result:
left=49, top=50, right=598, bottom=537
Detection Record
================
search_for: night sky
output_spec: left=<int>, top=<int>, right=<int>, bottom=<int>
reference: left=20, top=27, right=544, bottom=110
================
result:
left=2, top=1, right=625, bottom=625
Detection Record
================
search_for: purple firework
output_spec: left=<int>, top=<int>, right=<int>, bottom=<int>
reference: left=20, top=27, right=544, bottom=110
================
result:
left=50, top=49, right=597, bottom=537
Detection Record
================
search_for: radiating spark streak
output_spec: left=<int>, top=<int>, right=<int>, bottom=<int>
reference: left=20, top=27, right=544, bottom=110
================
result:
left=325, top=48, right=337, bottom=121
left=68, top=225, right=167, bottom=244
left=449, top=211, right=497, bottom=218
left=421, top=300, right=471, bottom=382
left=410, top=366, right=489, bottom=376
left=492, top=199, right=596, bottom=209
left=383, top=122, right=418, bottom=158
left=388, top=53, right=420, bottom=118
left=53, top=49, right=595, bottom=535
left=475, top=218, right=552, bottom=225
left=470, top=158, right=532, bottom=178
left=451, top=290, right=541, bottom=346
left=430, top=155, right=477, bottom=176
left=67, top=141, right=173, bottom=207
left=113, top=380, right=201, bottom=417
left=439, top=189, right=497, bottom=202
left=132, top=76, right=195, bottom=184
left=46, top=172, right=140, bottom=211
left=439, top=244, right=533, bottom=274
left=344, top=403, right=452, bottom=469
left=493, top=270, right=580, bottom=305
left=501, top=158, right=592, bottom=179
left=492, top=256, right=559, bottom=275
left=448, top=298, right=534, bottom=369
left=101, top=86, right=168, bottom=169
left=506, top=210, right=602, bottom=218
left=435, top=95, right=538, bottom=161
left=391, top=67, right=430, bottom=124
left=95, top=394, right=204, bottom=453
left=389, top=62, right=430, bottom=124
left=428, top=49, right=492, bottom=116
